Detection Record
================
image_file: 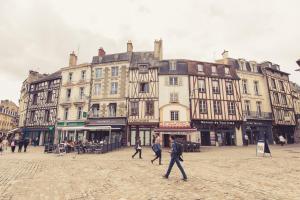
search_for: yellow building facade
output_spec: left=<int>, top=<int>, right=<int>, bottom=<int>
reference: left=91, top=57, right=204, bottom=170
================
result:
left=0, top=100, right=18, bottom=135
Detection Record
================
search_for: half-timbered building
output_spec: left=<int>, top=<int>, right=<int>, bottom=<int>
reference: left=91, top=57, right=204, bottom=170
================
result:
left=189, top=60, right=243, bottom=146
left=128, top=42, right=161, bottom=146
left=25, top=71, right=61, bottom=145
left=156, top=59, right=198, bottom=147
left=261, top=61, right=296, bottom=143
left=217, top=52, right=273, bottom=145
left=291, top=82, right=300, bottom=143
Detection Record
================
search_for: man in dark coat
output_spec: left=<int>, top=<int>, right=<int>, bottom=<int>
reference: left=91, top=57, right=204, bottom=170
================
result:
left=132, top=137, right=142, bottom=159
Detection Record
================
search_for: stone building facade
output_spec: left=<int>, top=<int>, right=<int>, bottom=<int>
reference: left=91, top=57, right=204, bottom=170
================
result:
left=0, top=100, right=18, bottom=135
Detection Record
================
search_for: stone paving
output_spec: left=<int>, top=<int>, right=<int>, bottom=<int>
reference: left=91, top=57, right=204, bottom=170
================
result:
left=0, top=144, right=300, bottom=200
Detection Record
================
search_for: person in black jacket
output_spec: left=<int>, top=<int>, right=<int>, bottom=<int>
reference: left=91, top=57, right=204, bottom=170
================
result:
left=132, top=137, right=142, bottom=159
left=18, top=137, right=24, bottom=152
left=163, top=135, right=187, bottom=181
left=23, top=138, right=30, bottom=152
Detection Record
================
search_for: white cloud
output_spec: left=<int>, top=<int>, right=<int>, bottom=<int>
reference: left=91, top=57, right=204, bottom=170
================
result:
left=0, top=0, right=300, bottom=104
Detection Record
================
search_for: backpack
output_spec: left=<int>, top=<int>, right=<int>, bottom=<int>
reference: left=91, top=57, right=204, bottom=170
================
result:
left=175, top=142, right=183, bottom=157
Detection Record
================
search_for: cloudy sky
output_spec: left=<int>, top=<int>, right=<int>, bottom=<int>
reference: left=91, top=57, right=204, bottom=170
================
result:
left=1, top=0, right=300, bottom=104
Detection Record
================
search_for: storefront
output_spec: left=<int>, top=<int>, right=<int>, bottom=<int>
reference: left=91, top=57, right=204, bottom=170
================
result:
left=86, top=117, right=127, bottom=145
left=55, top=121, right=86, bottom=144
left=23, top=126, right=55, bottom=145
left=192, top=120, right=242, bottom=146
left=272, top=125, right=296, bottom=144
left=242, top=120, right=273, bottom=145
left=128, top=122, right=158, bottom=146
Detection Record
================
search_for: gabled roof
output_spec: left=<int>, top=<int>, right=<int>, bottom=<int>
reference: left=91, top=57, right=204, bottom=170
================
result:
left=31, top=70, right=62, bottom=84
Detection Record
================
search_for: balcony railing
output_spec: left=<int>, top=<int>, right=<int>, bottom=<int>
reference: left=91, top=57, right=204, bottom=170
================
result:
left=243, top=111, right=272, bottom=120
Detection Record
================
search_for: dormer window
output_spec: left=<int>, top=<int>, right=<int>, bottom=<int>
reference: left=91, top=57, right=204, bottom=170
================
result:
left=212, top=66, right=217, bottom=74
left=138, top=64, right=149, bottom=74
left=225, top=67, right=230, bottom=75
left=197, top=64, right=204, bottom=72
left=170, top=61, right=176, bottom=71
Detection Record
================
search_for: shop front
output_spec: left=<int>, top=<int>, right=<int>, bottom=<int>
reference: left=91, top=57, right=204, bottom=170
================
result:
left=272, top=125, right=296, bottom=144
left=55, top=121, right=86, bottom=144
left=86, top=117, right=127, bottom=145
left=23, top=126, right=55, bottom=145
left=128, top=121, right=159, bottom=146
left=192, top=120, right=242, bottom=146
left=154, top=122, right=198, bottom=147
left=242, top=120, right=273, bottom=145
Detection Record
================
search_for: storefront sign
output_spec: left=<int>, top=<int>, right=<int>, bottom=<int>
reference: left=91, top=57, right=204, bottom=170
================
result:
left=256, top=141, right=265, bottom=156
left=159, top=121, right=190, bottom=128
left=199, top=121, right=235, bottom=125
left=87, top=118, right=126, bottom=126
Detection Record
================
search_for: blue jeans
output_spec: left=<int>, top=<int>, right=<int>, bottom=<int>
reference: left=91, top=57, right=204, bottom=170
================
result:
left=165, top=157, right=187, bottom=179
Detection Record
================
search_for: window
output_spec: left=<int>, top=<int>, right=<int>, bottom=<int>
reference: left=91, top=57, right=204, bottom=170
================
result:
left=279, top=81, right=284, bottom=91
left=77, top=107, right=82, bottom=119
left=256, top=101, right=262, bottom=117
left=281, top=94, right=287, bottom=105
left=197, top=64, right=204, bottom=72
left=228, top=102, right=236, bottom=115
left=170, top=111, right=179, bottom=121
left=44, top=110, right=50, bottom=122
left=66, top=89, right=71, bottom=100
left=170, top=92, right=179, bottom=103
left=130, top=102, right=139, bottom=116
left=79, top=87, right=84, bottom=99
left=212, top=80, right=220, bottom=93
left=199, top=100, right=207, bottom=113
left=274, top=93, right=280, bottom=104
left=226, top=81, right=233, bottom=95
left=108, top=103, right=117, bottom=117
left=169, top=77, right=178, bottom=86
left=32, top=94, right=38, bottom=105
left=225, top=67, right=230, bottom=75
left=198, top=79, right=205, bottom=93
left=46, top=91, right=53, bottom=103
left=81, top=70, right=86, bottom=80
left=245, top=100, right=251, bottom=116
left=271, top=78, right=276, bottom=89
left=213, top=101, right=222, bottom=114
left=138, top=64, right=148, bottom=73
left=94, top=84, right=101, bottom=95
left=242, top=80, right=248, bottom=94
left=139, top=82, right=149, bottom=93
left=30, top=111, right=35, bottom=122
left=111, top=66, right=119, bottom=76
left=91, top=104, right=99, bottom=117
left=277, top=109, right=283, bottom=121
left=111, top=82, right=118, bottom=94
left=64, top=108, right=69, bottom=120
left=212, top=66, right=217, bottom=74
left=254, top=81, right=259, bottom=95
left=95, top=68, right=102, bottom=78
left=68, top=72, right=73, bottom=82
left=145, top=101, right=154, bottom=116
left=170, top=60, right=176, bottom=71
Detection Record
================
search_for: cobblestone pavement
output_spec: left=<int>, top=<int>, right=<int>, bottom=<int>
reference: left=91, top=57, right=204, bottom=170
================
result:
left=1, top=144, right=300, bottom=200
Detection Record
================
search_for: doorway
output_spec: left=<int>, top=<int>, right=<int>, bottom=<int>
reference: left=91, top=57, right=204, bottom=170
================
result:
left=201, top=131, right=211, bottom=146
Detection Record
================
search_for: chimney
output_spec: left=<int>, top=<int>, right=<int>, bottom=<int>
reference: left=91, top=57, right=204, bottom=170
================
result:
left=69, top=51, right=77, bottom=66
left=154, top=39, right=163, bottom=60
left=98, top=47, right=106, bottom=57
left=222, top=50, right=229, bottom=59
left=127, top=40, right=133, bottom=52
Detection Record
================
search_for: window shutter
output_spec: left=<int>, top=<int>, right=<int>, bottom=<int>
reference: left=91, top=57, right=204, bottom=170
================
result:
left=178, top=77, right=183, bottom=86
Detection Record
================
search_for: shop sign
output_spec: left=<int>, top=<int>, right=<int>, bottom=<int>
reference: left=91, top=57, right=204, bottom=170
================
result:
left=159, top=121, right=190, bottom=128
left=87, top=118, right=126, bottom=126
left=256, top=141, right=265, bottom=156
left=57, top=122, right=65, bottom=126
left=83, top=112, right=87, bottom=118
left=199, top=121, right=235, bottom=125
left=66, top=122, right=85, bottom=127
left=128, top=119, right=150, bottom=123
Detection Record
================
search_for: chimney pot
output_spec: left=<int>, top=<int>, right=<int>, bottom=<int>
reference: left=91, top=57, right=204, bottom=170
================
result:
left=69, top=51, right=77, bottom=66
left=154, top=39, right=163, bottom=60
left=127, top=40, right=133, bottom=52
left=98, top=47, right=106, bottom=57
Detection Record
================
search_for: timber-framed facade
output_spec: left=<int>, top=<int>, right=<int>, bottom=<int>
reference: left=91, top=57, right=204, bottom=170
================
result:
left=25, top=71, right=61, bottom=145
left=188, top=60, right=243, bottom=146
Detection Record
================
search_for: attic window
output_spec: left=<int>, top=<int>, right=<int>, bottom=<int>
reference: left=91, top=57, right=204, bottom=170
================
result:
left=225, top=67, right=230, bottom=75
left=197, top=64, right=204, bottom=72
left=170, top=61, right=176, bottom=71
left=212, top=66, right=217, bottom=74
left=138, top=64, right=148, bottom=73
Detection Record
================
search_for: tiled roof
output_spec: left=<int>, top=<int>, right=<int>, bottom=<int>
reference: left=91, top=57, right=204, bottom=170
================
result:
left=31, top=70, right=62, bottom=84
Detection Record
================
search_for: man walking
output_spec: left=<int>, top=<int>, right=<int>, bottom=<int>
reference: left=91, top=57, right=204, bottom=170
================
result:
left=132, top=137, right=142, bottom=159
left=163, top=136, right=187, bottom=181
left=151, top=133, right=162, bottom=165
left=23, top=138, right=30, bottom=152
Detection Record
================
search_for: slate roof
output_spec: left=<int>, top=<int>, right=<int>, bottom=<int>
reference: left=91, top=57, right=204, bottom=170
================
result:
left=130, top=51, right=158, bottom=68
left=31, top=70, right=62, bottom=84
left=92, top=52, right=132, bottom=64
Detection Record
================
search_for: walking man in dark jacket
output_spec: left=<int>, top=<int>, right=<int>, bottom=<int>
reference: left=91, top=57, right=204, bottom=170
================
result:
left=132, top=137, right=142, bottom=159
left=23, top=138, right=30, bottom=152
left=163, top=135, right=187, bottom=181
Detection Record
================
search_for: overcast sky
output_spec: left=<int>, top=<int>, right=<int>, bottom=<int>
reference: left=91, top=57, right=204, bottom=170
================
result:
left=1, top=0, right=300, bottom=104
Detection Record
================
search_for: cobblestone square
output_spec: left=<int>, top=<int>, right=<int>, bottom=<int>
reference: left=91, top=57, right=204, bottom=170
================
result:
left=0, top=145, right=300, bottom=200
